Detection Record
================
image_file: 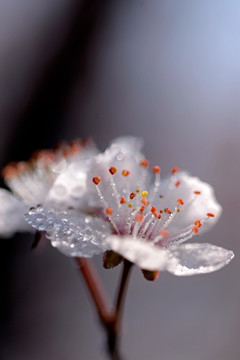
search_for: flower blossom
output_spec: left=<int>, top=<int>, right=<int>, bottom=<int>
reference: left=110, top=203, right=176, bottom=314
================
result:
left=24, top=137, right=234, bottom=276
left=0, top=139, right=97, bottom=237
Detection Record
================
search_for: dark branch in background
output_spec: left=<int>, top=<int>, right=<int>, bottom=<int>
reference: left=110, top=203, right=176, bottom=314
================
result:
left=5, top=0, right=112, bottom=162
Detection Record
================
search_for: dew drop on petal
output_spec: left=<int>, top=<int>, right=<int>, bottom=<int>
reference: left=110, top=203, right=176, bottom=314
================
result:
left=117, top=153, right=123, bottom=161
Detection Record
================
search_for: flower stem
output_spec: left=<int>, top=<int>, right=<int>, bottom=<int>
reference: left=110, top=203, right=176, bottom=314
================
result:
left=75, top=257, right=113, bottom=324
left=75, top=258, right=133, bottom=360
left=107, top=260, right=133, bottom=359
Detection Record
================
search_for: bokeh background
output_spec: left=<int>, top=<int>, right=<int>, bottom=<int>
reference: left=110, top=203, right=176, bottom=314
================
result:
left=0, top=1, right=239, bottom=359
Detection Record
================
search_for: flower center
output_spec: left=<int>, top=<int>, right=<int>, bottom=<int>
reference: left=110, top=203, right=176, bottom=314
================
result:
left=92, top=161, right=214, bottom=245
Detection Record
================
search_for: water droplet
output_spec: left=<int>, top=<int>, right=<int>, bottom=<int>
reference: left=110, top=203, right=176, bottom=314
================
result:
left=71, top=185, right=85, bottom=198
left=39, top=224, right=46, bottom=231
left=51, top=158, right=67, bottom=173
left=117, top=153, right=123, bottom=161
left=85, top=216, right=92, bottom=224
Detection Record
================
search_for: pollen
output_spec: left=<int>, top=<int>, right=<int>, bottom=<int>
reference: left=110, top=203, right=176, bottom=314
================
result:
left=207, top=212, right=215, bottom=217
left=141, top=190, right=148, bottom=197
left=159, top=194, right=164, bottom=199
left=136, top=189, right=140, bottom=193
left=135, top=213, right=143, bottom=222
left=195, top=220, right=202, bottom=227
left=140, top=159, right=149, bottom=168
left=192, top=226, right=199, bottom=234
left=160, top=229, right=169, bottom=238
left=171, top=166, right=179, bottom=174
left=2, top=163, right=18, bottom=179
left=122, top=169, right=130, bottom=177
left=109, top=167, right=117, bottom=175
left=177, top=198, right=184, bottom=205
left=120, top=197, right=126, bottom=204
left=106, top=207, right=113, bottom=215
left=130, top=192, right=136, bottom=200
left=92, top=176, right=101, bottom=185
left=175, top=180, right=181, bottom=187
left=177, top=208, right=181, bottom=212
left=152, top=165, right=160, bottom=174
left=165, top=208, right=172, bottom=214
left=194, top=190, right=201, bottom=195
left=128, top=204, right=132, bottom=208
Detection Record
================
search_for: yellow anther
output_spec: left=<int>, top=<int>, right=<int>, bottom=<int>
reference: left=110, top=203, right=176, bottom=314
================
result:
left=141, top=190, right=148, bottom=197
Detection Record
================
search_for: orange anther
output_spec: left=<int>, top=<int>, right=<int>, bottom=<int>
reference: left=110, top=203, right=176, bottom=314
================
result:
left=122, top=169, right=130, bottom=177
left=154, top=213, right=161, bottom=219
left=36, top=150, right=56, bottom=164
left=135, top=213, right=143, bottom=222
left=165, top=208, right=172, bottom=214
left=140, top=159, right=149, bottom=168
left=177, top=199, right=184, bottom=205
left=152, top=165, right=160, bottom=174
left=106, top=207, right=113, bottom=215
left=140, top=205, right=145, bottom=212
left=17, top=162, right=28, bottom=172
left=159, top=229, right=169, bottom=238
left=159, top=209, right=164, bottom=214
left=2, top=164, right=18, bottom=179
left=130, top=192, right=136, bottom=200
left=194, top=190, right=201, bottom=195
left=171, top=166, right=179, bottom=174
left=192, top=226, right=199, bottom=234
left=207, top=212, right=215, bottom=217
left=141, top=197, right=149, bottom=206
left=195, top=220, right=202, bottom=227
left=175, top=180, right=181, bottom=187
left=151, top=206, right=157, bottom=213
left=109, top=167, right=117, bottom=175
left=120, top=197, right=126, bottom=204
left=92, top=176, right=101, bottom=185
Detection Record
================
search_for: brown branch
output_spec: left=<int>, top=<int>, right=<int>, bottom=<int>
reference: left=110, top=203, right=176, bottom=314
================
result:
left=75, top=257, right=113, bottom=325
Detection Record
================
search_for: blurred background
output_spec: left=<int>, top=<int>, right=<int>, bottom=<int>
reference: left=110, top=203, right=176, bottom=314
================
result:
left=0, top=0, right=239, bottom=359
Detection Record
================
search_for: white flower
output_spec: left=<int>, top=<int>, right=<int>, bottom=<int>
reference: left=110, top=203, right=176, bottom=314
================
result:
left=24, top=137, right=234, bottom=275
left=0, top=139, right=97, bottom=237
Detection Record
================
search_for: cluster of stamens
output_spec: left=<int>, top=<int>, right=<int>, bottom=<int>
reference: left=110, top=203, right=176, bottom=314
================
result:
left=2, top=138, right=92, bottom=181
left=92, top=160, right=215, bottom=246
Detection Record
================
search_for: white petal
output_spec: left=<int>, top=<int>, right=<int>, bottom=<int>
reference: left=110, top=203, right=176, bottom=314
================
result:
left=109, top=136, right=144, bottom=154
left=0, top=189, right=32, bottom=237
left=47, top=143, right=98, bottom=208
left=47, top=158, right=95, bottom=209
left=89, top=137, right=149, bottom=209
left=167, top=243, right=234, bottom=276
left=155, top=172, right=222, bottom=244
left=24, top=206, right=111, bottom=257
left=105, top=235, right=170, bottom=271
left=105, top=236, right=234, bottom=275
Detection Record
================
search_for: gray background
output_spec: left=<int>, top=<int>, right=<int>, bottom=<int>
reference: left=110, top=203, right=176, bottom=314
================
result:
left=0, top=1, right=239, bottom=359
